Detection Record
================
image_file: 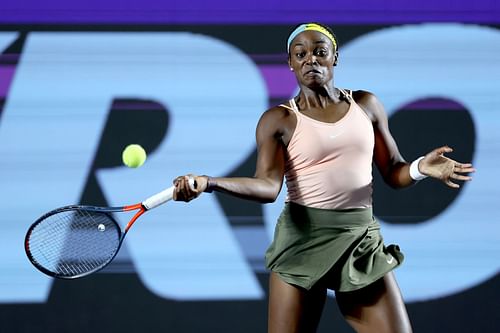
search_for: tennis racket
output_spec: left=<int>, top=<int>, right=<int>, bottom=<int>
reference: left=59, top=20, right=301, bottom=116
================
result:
left=25, top=177, right=196, bottom=279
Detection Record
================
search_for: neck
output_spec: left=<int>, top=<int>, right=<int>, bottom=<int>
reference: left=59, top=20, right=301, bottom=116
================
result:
left=296, top=81, right=341, bottom=110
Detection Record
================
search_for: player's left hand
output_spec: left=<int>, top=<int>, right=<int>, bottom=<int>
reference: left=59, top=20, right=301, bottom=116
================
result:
left=419, top=146, right=475, bottom=188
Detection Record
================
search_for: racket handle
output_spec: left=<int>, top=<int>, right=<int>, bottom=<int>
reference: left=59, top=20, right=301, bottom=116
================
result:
left=142, top=176, right=197, bottom=210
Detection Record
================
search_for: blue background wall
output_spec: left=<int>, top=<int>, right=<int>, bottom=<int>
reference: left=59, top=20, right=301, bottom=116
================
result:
left=0, top=1, right=498, bottom=332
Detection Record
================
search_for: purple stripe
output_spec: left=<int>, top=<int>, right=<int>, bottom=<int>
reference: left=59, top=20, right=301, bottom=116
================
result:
left=0, top=0, right=499, bottom=24
left=0, top=54, right=20, bottom=64
left=258, top=65, right=297, bottom=98
left=250, top=54, right=289, bottom=62
left=0, top=66, right=15, bottom=97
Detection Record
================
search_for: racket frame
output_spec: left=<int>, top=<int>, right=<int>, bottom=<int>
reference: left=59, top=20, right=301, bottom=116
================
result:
left=24, top=204, right=145, bottom=279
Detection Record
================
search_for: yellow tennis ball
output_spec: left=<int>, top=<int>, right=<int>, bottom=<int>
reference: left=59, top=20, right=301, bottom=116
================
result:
left=122, top=144, right=147, bottom=168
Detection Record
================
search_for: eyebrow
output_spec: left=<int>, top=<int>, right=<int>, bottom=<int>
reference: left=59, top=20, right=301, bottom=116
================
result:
left=292, top=40, right=329, bottom=48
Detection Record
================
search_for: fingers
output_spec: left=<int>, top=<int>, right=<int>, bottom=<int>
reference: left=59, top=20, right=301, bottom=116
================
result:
left=444, top=162, right=475, bottom=188
left=434, top=145, right=453, bottom=156
left=427, top=148, right=475, bottom=189
left=173, top=174, right=200, bottom=202
left=452, top=162, right=475, bottom=180
left=454, top=163, right=475, bottom=173
left=445, top=179, right=460, bottom=189
left=453, top=165, right=475, bottom=175
left=450, top=173, right=472, bottom=182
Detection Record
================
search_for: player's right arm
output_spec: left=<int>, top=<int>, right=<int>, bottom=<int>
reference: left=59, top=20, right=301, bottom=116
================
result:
left=174, top=106, right=292, bottom=203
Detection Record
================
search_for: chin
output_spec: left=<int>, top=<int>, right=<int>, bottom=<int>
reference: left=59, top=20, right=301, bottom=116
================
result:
left=304, top=79, right=326, bottom=89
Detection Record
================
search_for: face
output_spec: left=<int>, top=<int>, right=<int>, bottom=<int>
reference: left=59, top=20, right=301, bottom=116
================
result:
left=288, top=30, right=338, bottom=88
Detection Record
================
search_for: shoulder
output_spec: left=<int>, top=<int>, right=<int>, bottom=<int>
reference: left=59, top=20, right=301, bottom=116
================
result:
left=350, top=89, right=387, bottom=124
left=262, top=102, right=294, bottom=118
left=256, top=102, right=297, bottom=142
left=258, top=103, right=295, bottom=128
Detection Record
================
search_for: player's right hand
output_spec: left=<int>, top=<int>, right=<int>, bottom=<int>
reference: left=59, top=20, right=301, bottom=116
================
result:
left=173, top=174, right=208, bottom=202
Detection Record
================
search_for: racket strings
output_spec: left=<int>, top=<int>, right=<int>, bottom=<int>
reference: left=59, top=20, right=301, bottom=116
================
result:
left=27, top=209, right=121, bottom=277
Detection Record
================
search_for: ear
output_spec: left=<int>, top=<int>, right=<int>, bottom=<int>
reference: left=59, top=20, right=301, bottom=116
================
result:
left=333, top=51, right=339, bottom=66
left=288, top=56, right=293, bottom=70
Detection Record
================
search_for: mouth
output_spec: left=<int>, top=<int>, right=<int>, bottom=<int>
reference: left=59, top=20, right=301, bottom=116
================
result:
left=304, top=69, right=322, bottom=75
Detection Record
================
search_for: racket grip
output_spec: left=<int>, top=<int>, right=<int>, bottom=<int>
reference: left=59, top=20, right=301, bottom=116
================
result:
left=142, top=186, right=174, bottom=210
left=142, top=176, right=197, bottom=210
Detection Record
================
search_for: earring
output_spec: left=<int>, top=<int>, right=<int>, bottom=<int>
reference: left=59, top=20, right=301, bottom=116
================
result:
left=290, top=68, right=294, bottom=71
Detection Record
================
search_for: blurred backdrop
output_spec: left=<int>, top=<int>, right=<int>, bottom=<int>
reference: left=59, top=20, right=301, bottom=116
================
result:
left=0, top=1, right=499, bottom=332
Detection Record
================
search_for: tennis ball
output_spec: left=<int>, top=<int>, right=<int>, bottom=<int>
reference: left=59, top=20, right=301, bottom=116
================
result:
left=122, top=144, right=147, bottom=168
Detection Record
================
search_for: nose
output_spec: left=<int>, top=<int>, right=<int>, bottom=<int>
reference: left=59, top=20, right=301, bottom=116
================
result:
left=306, top=53, right=318, bottom=65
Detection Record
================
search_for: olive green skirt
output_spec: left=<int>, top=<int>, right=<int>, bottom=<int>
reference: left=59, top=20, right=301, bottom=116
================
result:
left=265, top=202, right=404, bottom=292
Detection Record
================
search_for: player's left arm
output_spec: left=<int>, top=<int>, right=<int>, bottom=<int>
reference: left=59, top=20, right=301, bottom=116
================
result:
left=354, top=90, right=475, bottom=189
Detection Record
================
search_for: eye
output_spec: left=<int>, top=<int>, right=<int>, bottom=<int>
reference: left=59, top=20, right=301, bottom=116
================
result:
left=315, top=49, right=328, bottom=57
left=295, top=51, right=306, bottom=59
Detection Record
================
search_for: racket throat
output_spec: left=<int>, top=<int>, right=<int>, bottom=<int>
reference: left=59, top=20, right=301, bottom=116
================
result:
left=124, top=207, right=146, bottom=232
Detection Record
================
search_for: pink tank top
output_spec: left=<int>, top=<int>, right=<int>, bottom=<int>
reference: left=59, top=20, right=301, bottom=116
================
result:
left=283, top=90, right=374, bottom=209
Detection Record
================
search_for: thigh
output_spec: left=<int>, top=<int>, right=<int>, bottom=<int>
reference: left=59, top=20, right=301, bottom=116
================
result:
left=335, top=272, right=413, bottom=333
left=268, top=272, right=327, bottom=333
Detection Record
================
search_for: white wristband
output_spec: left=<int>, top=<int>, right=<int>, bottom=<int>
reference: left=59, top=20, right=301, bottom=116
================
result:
left=409, top=156, right=428, bottom=181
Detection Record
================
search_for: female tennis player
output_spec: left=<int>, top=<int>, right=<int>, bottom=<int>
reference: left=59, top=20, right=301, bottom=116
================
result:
left=173, top=23, right=474, bottom=333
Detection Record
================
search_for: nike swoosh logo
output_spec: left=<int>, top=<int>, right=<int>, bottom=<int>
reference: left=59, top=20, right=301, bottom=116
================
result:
left=387, top=256, right=394, bottom=265
left=329, top=132, right=343, bottom=139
